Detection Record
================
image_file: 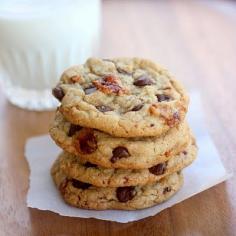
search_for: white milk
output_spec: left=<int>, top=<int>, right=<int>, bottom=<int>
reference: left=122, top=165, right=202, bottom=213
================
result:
left=0, top=0, right=101, bottom=110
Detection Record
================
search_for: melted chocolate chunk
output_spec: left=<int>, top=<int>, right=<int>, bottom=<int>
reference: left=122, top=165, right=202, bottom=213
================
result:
left=71, top=179, right=91, bottom=189
left=156, top=94, right=171, bottom=102
left=133, top=75, right=154, bottom=87
left=116, top=186, right=136, bottom=202
left=111, top=147, right=130, bottom=163
left=182, top=150, right=188, bottom=155
left=96, top=105, right=113, bottom=112
left=68, top=124, right=82, bottom=137
left=52, top=86, right=64, bottom=101
left=149, top=162, right=167, bottom=175
left=84, top=162, right=97, bottom=168
left=75, top=129, right=97, bottom=154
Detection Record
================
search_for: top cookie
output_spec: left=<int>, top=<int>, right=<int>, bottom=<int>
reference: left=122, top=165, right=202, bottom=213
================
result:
left=53, top=58, right=189, bottom=137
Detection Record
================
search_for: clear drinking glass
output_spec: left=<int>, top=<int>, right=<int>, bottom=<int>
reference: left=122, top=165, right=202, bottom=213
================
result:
left=0, top=0, right=101, bottom=111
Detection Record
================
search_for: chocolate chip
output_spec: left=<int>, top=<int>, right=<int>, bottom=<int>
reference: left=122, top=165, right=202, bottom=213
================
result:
left=133, top=75, right=154, bottom=87
left=163, top=186, right=172, bottom=194
left=116, top=186, right=136, bottom=202
left=150, top=123, right=155, bottom=127
left=156, top=94, right=171, bottom=102
left=84, top=162, right=97, bottom=168
left=79, top=133, right=97, bottom=154
left=111, top=146, right=130, bottom=163
left=84, top=85, right=97, bottom=95
left=182, top=150, right=188, bottom=155
left=96, top=105, right=113, bottom=112
left=149, top=162, right=167, bottom=175
left=71, top=179, right=91, bottom=189
left=68, top=124, right=82, bottom=137
left=75, top=129, right=97, bottom=154
left=52, top=86, right=64, bottom=101
left=131, top=104, right=144, bottom=111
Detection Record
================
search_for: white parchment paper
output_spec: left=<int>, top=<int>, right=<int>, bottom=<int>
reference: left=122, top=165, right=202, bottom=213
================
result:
left=25, top=92, right=232, bottom=223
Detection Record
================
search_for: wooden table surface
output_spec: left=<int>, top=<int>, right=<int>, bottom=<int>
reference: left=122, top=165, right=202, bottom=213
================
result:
left=0, top=0, right=236, bottom=235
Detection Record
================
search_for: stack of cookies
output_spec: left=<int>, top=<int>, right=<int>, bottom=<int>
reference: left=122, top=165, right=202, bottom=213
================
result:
left=49, top=58, right=197, bottom=210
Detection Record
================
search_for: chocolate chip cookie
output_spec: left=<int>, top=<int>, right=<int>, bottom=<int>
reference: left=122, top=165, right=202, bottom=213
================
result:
left=49, top=111, right=190, bottom=169
left=54, top=139, right=196, bottom=187
left=51, top=159, right=183, bottom=210
left=53, top=58, right=189, bottom=137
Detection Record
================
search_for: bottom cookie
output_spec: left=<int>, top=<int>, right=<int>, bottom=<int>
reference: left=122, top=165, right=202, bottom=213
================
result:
left=51, top=162, right=183, bottom=210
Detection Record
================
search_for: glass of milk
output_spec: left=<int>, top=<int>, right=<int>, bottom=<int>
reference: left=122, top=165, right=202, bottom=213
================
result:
left=0, top=0, right=101, bottom=111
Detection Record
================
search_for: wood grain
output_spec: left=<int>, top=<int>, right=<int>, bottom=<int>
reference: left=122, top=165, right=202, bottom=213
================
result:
left=0, top=0, right=235, bottom=235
